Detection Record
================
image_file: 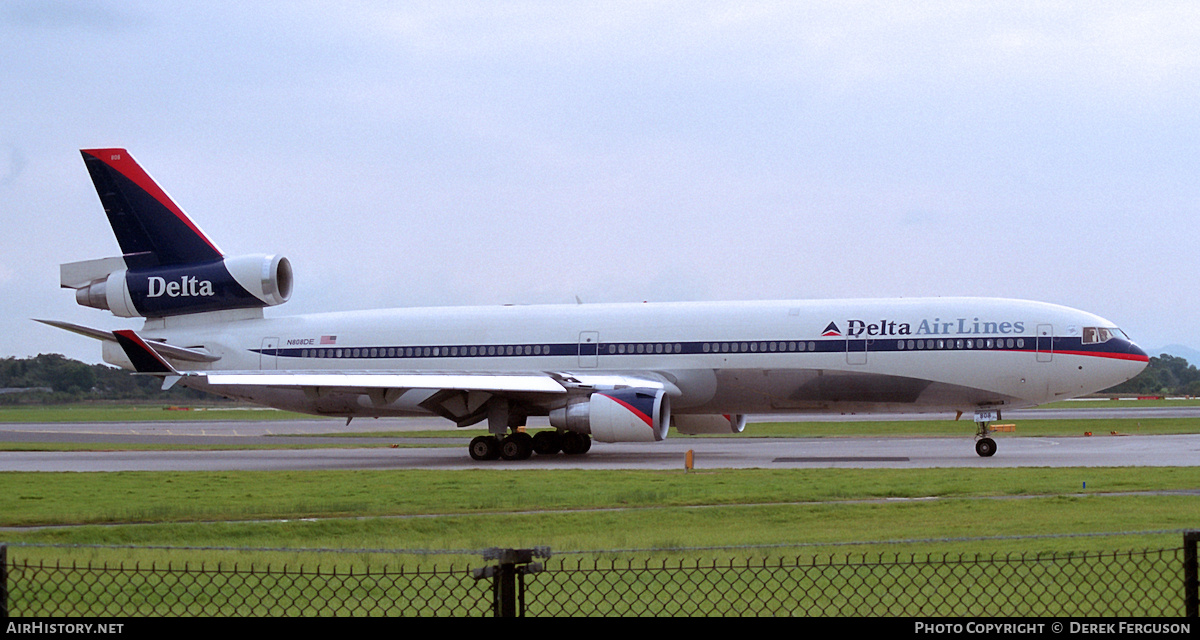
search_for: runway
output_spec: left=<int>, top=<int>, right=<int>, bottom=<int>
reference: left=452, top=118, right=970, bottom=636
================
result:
left=1, top=406, right=1198, bottom=471
left=2, top=433, right=1200, bottom=471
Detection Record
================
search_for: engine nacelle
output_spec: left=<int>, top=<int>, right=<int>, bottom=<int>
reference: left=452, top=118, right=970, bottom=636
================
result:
left=71, top=254, right=292, bottom=318
left=672, top=414, right=747, bottom=435
left=549, top=388, right=671, bottom=443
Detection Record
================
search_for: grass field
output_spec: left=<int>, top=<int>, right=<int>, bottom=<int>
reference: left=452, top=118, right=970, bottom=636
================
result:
left=2, top=467, right=1198, bottom=568
left=2, top=404, right=1198, bottom=616
left=1, top=403, right=1198, bottom=568
left=0, top=403, right=315, bottom=423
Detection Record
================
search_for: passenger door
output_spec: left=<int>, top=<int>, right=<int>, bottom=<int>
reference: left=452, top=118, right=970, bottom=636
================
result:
left=578, top=331, right=599, bottom=368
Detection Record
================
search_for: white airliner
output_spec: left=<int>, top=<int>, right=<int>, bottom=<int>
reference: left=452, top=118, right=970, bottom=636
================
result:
left=41, top=149, right=1150, bottom=460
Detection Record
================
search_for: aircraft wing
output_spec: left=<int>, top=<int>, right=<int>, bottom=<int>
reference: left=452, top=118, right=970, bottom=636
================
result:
left=200, top=370, right=680, bottom=396
left=202, top=371, right=569, bottom=394
left=107, top=328, right=681, bottom=426
left=198, top=370, right=683, bottom=427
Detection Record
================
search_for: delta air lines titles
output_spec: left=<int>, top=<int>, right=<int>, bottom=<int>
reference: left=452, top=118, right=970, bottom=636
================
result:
left=840, top=317, right=1027, bottom=338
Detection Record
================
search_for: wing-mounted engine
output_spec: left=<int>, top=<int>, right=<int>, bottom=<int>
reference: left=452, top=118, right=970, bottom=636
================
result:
left=549, top=388, right=671, bottom=442
left=64, top=253, right=292, bottom=318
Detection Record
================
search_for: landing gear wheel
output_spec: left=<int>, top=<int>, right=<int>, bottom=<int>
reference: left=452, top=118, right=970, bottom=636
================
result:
left=559, top=431, right=592, bottom=455
left=532, top=431, right=562, bottom=455
left=469, top=435, right=500, bottom=461
left=500, top=433, right=534, bottom=460
left=975, top=437, right=997, bottom=458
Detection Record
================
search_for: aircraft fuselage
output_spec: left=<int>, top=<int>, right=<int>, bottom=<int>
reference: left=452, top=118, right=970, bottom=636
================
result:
left=110, top=296, right=1147, bottom=420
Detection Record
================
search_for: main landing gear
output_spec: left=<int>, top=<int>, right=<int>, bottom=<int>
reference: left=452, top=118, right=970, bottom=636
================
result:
left=469, top=432, right=530, bottom=461
left=468, top=399, right=593, bottom=461
left=468, top=431, right=592, bottom=461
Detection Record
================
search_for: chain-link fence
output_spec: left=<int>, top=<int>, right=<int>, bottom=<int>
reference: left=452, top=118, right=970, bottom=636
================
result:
left=2, top=534, right=1198, bottom=617
left=526, top=548, right=1184, bottom=616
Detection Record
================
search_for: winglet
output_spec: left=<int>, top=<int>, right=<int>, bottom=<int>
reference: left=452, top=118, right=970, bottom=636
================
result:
left=112, top=329, right=181, bottom=375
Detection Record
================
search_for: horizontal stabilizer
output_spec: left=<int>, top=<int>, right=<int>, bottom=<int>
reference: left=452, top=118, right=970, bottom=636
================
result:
left=34, top=319, right=220, bottom=363
left=60, top=256, right=127, bottom=289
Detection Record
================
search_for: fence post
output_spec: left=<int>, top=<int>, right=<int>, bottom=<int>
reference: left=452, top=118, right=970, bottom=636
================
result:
left=472, top=547, right=548, bottom=617
left=1, top=545, right=7, bottom=619
left=1186, top=531, right=1199, bottom=618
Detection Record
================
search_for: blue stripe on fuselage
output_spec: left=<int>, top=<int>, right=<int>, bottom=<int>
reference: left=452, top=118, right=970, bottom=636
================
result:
left=253, top=335, right=1146, bottom=362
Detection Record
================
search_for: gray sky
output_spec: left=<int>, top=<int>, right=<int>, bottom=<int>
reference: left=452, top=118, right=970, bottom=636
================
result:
left=2, top=2, right=1198, bottom=364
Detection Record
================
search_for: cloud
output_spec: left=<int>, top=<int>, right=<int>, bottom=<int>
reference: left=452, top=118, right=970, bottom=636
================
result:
left=1, top=2, right=1197, bottom=363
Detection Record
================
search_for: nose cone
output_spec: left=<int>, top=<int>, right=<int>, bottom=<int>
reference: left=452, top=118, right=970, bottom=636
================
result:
left=1109, top=338, right=1150, bottom=387
left=1126, top=340, right=1149, bottom=364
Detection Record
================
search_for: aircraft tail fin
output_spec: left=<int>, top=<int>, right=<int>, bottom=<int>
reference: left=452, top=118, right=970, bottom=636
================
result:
left=80, top=149, right=223, bottom=268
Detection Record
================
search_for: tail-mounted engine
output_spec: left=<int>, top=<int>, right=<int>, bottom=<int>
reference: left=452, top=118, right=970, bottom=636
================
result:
left=63, top=148, right=293, bottom=319
left=550, top=388, right=671, bottom=442
left=64, top=253, right=292, bottom=318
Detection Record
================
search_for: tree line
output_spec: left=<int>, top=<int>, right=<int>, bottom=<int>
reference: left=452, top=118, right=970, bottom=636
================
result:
left=0, top=354, right=217, bottom=404
left=1105, top=354, right=1200, bottom=397
left=0, top=351, right=1196, bottom=405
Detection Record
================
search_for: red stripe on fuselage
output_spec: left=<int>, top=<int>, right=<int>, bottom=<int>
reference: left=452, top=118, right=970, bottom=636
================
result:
left=1052, top=349, right=1150, bottom=362
left=1008, top=348, right=1149, bottom=362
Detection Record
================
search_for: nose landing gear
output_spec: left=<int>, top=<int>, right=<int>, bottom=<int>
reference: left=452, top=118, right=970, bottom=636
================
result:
left=974, top=409, right=999, bottom=458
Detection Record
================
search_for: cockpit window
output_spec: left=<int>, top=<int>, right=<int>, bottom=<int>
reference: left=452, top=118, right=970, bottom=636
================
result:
left=1082, top=327, right=1122, bottom=344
